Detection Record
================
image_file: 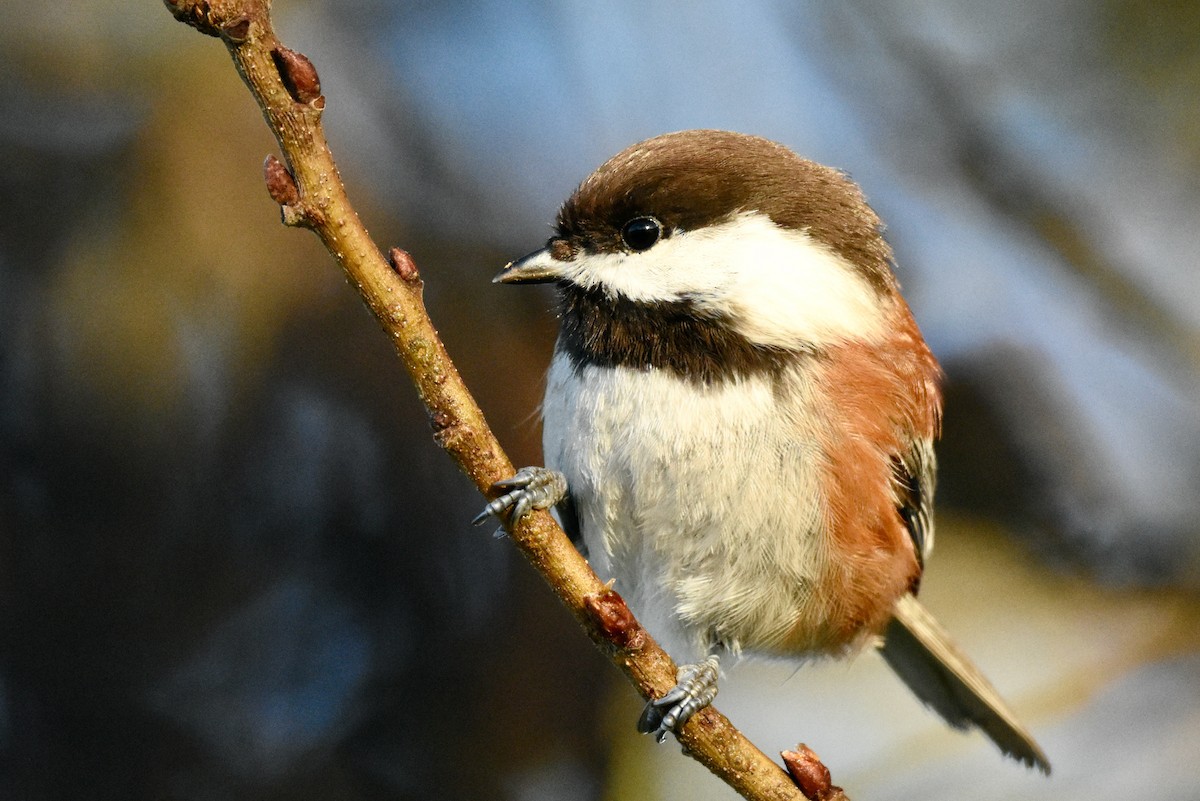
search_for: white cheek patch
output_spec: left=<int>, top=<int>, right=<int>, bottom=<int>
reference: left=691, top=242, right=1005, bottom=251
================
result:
left=562, top=212, right=887, bottom=348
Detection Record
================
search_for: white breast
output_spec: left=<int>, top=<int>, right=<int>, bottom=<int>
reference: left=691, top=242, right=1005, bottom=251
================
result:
left=541, top=353, right=831, bottom=663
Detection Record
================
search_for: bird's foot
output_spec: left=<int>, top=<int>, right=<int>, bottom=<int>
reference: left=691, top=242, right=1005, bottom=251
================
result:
left=637, top=654, right=720, bottom=742
left=472, top=466, right=568, bottom=526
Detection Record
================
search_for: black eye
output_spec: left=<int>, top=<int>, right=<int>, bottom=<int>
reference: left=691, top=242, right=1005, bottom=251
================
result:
left=620, top=216, right=662, bottom=252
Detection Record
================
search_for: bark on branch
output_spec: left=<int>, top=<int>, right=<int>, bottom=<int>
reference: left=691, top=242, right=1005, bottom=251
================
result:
left=160, top=2, right=842, bottom=798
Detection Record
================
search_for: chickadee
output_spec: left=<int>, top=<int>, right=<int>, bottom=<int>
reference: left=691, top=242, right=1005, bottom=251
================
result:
left=476, top=129, right=1049, bottom=772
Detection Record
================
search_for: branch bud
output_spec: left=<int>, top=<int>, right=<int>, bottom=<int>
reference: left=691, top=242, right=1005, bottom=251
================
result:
left=263, top=154, right=300, bottom=206
left=163, top=3, right=262, bottom=51
left=388, top=247, right=421, bottom=284
left=272, top=46, right=324, bottom=107
left=782, top=745, right=846, bottom=801
left=584, top=585, right=644, bottom=649
left=220, top=16, right=251, bottom=43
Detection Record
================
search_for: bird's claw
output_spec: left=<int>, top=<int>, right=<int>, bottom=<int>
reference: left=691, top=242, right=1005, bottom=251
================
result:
left=637, top=654, right=720, bottom=742
left=472, top=466, right=568, bottom=526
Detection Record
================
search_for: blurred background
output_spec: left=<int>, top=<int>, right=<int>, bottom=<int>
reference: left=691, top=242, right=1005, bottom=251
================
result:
left=2, top=0, right=1199, bottom=799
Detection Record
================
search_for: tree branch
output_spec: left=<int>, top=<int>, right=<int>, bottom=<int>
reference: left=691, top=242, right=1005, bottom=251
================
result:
left=160, top=2, right=839, bottom=798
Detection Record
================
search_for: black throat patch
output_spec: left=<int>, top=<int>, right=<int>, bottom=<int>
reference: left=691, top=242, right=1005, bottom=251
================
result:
left=557, top=284, right=806, bottom=384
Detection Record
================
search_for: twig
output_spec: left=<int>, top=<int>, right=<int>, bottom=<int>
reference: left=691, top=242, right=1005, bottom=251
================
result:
left=160, top=2, right=834, bottom=798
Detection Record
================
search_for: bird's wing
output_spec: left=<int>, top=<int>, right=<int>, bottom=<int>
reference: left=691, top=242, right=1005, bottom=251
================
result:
left=892, top=437, right=937, bottom=569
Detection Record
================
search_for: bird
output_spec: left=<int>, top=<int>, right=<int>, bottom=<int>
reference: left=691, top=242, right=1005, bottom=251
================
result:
left=474, top=129, right=1050, bottom=773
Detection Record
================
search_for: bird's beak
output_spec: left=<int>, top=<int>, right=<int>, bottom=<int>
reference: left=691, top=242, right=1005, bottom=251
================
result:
left=493, top=246, right=568, bottom=285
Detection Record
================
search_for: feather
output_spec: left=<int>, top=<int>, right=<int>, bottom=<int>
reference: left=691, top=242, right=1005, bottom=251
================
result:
left=880, top=593, right=1051, bottom=773
left=893, top=437, right=937, bottom=569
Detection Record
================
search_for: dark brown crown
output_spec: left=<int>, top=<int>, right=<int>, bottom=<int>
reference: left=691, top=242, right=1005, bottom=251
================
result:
left=556, top=129, right=896, bottom=293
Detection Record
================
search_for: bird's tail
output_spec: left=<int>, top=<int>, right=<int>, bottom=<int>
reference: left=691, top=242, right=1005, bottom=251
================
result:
left=878, top=593, right=1051, bottom=773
